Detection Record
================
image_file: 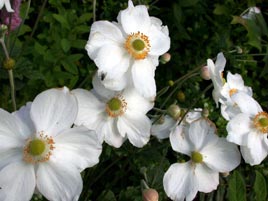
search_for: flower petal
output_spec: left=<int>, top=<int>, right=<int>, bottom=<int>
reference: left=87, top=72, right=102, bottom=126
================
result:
left=226, top=113, right=251, bottom=146
left=148, top=25, right=170, bottom=56
left=0, top=162, right=35, bottom=201
left=231, top=92, right=262, bottom=116
left=36, top=160, right=83, bottom=201
left=95, top=44, right=130, bottom=80
left=86, top=20, right=124, bottom=59
left=117, top=113, right=151, bottom=148
left=195, top=164, right=219, bottom=193
left=131, top=59, right=156, bottom=100
left=30, top=87, right=77, bottom=137
left=151, top=115, right=176, bottom=140
left=117, top=0, right=151, bottom=34
left=169, top=125, right=192, bottom=156
left=54, top=126, right=102, bottom=171
left=0, top=148, right=22, bottom=170
left=163, top=162, right=198, bottom=201
left=202, top=138, right=241, bottom=172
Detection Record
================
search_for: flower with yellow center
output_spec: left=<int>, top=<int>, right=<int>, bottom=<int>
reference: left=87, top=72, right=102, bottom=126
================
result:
left=85, top=0, right=170, bottom=99
left=0, top=87, right=102, bottom=201
left=73, top=74, right=153, bottom=148
left=220, top=72, right=252, bottom=120
left=227, top=92, right=268, bottom=165
left=164, top=119, right=241, bottom=201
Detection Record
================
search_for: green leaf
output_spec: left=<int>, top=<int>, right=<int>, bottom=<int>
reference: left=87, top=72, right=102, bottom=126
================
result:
left=60, top=38, right=71, bottom=52
left=213, top=4, right=229, bottom=15
left=227, top=170, right=246, bottom=201
left=97, top=190, right=116, bottom=201
left=52, top=14, right=70, bottom=29
left=254, top=170, right=267, bottom=201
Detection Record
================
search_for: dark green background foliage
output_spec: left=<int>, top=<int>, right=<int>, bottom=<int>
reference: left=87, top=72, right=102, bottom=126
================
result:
left=1, top=0, right=268, bottom=200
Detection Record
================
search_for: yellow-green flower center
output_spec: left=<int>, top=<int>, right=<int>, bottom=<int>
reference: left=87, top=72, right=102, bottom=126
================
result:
left=191, top=151, right=203, bottom=163
left=132, top=39, right=145, bottom=51
left=29, top=139, right=45, bottom=156
left=254, top=111, right=268, bottom=133
left=107, top=98, right=122, bottom=111
left=106, top=95, right=127, bottom=118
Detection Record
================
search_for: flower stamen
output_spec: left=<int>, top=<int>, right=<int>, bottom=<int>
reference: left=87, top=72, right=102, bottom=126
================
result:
left=106, top=94, right=127, bottom=118
left=229, top=88, right=238, bottom=97
left=254, top=111, right=268, bottom=133
left=125, top=31, right=150, bottom=60
left=191, top=151, right=203, bottom=163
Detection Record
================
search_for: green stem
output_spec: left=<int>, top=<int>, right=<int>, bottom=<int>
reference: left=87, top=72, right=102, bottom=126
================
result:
left=93, top=0, right=96, bottom=22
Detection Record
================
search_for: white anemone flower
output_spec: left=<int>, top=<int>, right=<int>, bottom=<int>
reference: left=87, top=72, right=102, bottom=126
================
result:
left=0, top=0, right=14, bottom=12
left=220, top=72, right=252, bottom=120
left=0, top=87, right=102, bottom=201
left=207, top=52, right=226, bottom=107
left=226, top=92, right=268, bottom=165
left=73, top=75, right=154, bottom=148
left=86, top=0, right=170, bottom=99
left=163, top=119, right=241, bottom=201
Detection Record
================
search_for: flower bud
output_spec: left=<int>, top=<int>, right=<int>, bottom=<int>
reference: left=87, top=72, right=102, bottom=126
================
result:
left=200, top=66, right=210, bottom=80
left=0, top=24, right=8, bottom=39
left=142, top=188, right=159, bottom=201
left=167, top=104, right=181, bottom=120
left=177, top=91, right=185, bottom=102
left=202, top=108, right=209, bottom=117
left=3, top=58, right=16, bottom=70
left=160, top=53, right=171, bottom=64
left=221, top=172, right=230, bottom=177
left=168, top=80, right=174, bottom=87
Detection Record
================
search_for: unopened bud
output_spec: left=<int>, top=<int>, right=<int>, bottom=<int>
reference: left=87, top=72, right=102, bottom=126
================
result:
left=202, top=108, right=209, bottom=117
left=235, top=46, right=243, bottom=54
left=0, top=24, right=8, bottom=38
left=3, top=58, right=16, bottom=70
left=142, top=188, right=159, bottom=201
left=160, top=53, right=171, bottom=64
left=167, top=104, right=181, bottom=120
left=168, top=80, right=174, bottom=87
left=200, top=66, right=210, bottom=80
left=221, top=172, right=230, bottom=177
left=177, top=91, right=185, bottom=102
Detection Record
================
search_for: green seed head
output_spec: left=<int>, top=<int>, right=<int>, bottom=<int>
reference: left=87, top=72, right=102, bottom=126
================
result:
left=107, top=97, right=122, bottom=111
left=191, top=151, right=203, bottom=163
left=132, top=39, right=145, bottom=51
left=29, top=139, right=45, bottom=156
left=259, top=118, right=268, bottom=127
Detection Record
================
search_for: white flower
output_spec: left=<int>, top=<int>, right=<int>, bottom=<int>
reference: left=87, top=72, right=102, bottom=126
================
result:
left=0, top=0, right=14, bottom=12
left=226, top=92, right=268, bottom=165
left=220, top=72, right=252, bottom=120
left=163, top=119, right=240, bottom=201
left=242, top=7, right=261, bottom=19
left=0, top=87, right=102, bottom=201
left=86, top=0, right=170, bottom=99
left=207, top=52, right=226, bottom=107
left=73, top=75, right=154, bottom=148
left=151, top=108, right=203, bottom=140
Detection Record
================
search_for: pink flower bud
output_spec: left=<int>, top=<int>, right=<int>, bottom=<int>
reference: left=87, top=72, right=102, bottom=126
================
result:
left=142, top=188, right=159, bottom=201
left=201, top=66, right=211, bottom=80
left=160, top=53, right=171, bottom=64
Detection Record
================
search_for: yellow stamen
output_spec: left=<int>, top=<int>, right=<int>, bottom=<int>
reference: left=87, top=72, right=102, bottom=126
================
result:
left=106, top=95, right=127, bottom=118
left=229, top=88, right=238, bottom=97
left=254, top=112, right=268, bottom=133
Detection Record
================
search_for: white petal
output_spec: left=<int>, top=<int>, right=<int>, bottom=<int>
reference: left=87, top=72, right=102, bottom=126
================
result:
left=239, top=146, right=267, bottom=166
left=131, top=59, right=156, bottom=100
left=226, top=72, right=245, bottom=90
left=231, top=92, right=262, bottom=116
left=0, top=162, right=35, bottom=201
left=195, top=164, right=219, bottom=193
left=30, top=87, right=78, bottom=137
left=54, top=126, right=102, bottom=171
left=163, top=162, right=198, bottom=201
left=36, top=161, right=83, bottom=201
left=97, top=118, right=124, bottom=148
left=188, top=119, right=218, bottom=151
left=101, top=74, right=128, bottom=92
left=0, top=109, right=26, bottom=149
left=117, top=0, right=151, bottom=34
left=72, top=89, right=105, bottom=130
left=123, top=87, right=154, bottom=114
left=117, top=113, right=151, bottom=148
left=215, top=52, right=226, bottom=72
left=2, top=0, right=14, bottom=12
left=86, top=21, right=124, bottom=59
left=169, top=125, right=192, bottom=156
left=226, top=113, right=251, bottom=146
left=202, top=138, right=241, bottom=172
left=95, top=45, right=130, bottom=80
left=148, top=25, right=170, bottom=56
left=0, top=148, right=22, bottom=170
left=151, top=115, right=176, bottom=140
left=12, top=102, right=35, bottom=138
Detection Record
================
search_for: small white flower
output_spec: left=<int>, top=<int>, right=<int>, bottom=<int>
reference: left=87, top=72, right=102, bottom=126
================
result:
left=163, top=119, right=240, bottom=201
left=220, top=72, right=252, bottom=120
left=242, top=7, right=261, bottom=19
left=0, top=0, right=14, bottom=12
left=207, top=52, right=226, bottom=107
left=226, top=92, right=268, bottom=165
left=73, top=75, right=154, bottom=148
left=86, top=0, right=170, bottom=99
left=0, top=87, right=102, bottom=201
